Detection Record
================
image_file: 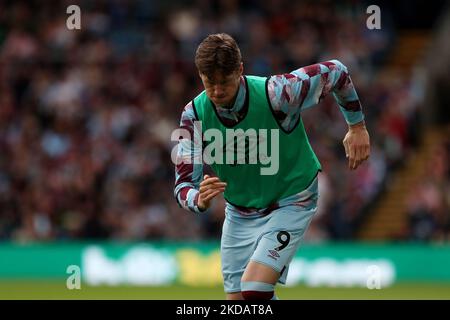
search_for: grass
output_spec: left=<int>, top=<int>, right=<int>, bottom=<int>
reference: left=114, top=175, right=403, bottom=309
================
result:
left=1, top=281, right=450, bottom=300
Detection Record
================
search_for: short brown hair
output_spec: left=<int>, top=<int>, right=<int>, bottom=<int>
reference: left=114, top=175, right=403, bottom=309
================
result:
left=195, top=33, right=242, bottom=80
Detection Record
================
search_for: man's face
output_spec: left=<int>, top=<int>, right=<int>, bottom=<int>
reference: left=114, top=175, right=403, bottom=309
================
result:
left=199, top=63, right=243, bottom=108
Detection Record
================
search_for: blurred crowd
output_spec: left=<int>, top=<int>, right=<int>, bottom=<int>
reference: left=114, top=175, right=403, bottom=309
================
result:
left=406, top=132, right=450, bottom=242
left=0, top=0, right=440, bottom=242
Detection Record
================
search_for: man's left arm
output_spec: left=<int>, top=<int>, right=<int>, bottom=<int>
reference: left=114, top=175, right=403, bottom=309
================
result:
left=268, top=59, right=370, bottom=170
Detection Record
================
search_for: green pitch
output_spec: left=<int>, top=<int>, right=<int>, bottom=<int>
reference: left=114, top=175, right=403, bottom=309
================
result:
left=1, top=281, right=450, bottom=299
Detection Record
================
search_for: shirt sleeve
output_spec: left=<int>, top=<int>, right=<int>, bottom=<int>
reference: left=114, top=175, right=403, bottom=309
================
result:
left=173, top=102, right=205, bottom=213
left=267, top=59, right=364, bottom=132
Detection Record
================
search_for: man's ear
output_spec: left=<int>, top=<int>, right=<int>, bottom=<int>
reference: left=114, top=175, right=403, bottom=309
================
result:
left=239, top=63, right=244, bottom=76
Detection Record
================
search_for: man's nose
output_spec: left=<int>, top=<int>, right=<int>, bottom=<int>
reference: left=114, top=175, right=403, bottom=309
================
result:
left=214, top=86, right=224, bottom=96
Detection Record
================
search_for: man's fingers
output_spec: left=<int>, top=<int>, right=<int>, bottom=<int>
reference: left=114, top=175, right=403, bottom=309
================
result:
left=358, top=145, right=370, bottom=163
left=357, top=146, right=365, bottom=168
left=200, top=183, right=226, bottom=195
left=202, top=189, right=223, bottom=202
left=200, top=177, right=220, bottom=188
left=199, top=182, right=227, bottom=193
left=349, top=144, right=357, bottom=169
left=351, top=145, right=367, bottom=170
left=201, top=177, right=219, bottom=184
left=201, top=189, right=218, bottom=199
left=352, top=145, right=370, bottom=169
left=201, top=175, right=226, bottom=185
left=355, top=146, right=364, bottom=169
left=212, top=182, right=227, bottom=187
left=350, top=158, right=357, bottom=170
left=343, top=140, right=349, bottom=158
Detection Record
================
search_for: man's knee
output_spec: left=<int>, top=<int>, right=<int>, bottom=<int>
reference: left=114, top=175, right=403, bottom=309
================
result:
left=240, top=281, right=274, bottom=300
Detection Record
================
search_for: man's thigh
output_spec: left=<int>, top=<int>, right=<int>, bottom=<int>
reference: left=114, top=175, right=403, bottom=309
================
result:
left=249, top=202, right=318, bottom=283
left=221, top=200, right=317, bottom=292
left=221, top=211, right=265, bottom=293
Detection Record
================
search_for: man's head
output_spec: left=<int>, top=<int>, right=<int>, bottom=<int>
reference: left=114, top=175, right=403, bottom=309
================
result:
left=195, top=33, right=243, bottom=107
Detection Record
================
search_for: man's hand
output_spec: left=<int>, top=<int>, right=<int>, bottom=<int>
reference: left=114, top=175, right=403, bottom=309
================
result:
left=343, top=121, right=370, bottom=170
left=198, top=175, right=227, bottom=211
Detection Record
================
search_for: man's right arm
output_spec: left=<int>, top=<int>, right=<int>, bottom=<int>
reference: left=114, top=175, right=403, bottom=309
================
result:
left=173, top=102, right=205, bottom=213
